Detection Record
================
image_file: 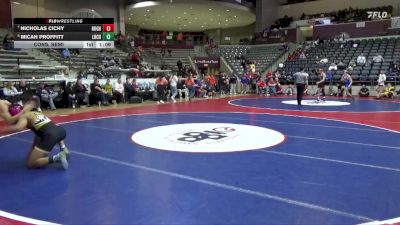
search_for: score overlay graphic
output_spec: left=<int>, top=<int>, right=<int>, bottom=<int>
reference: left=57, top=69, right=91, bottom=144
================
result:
left=13, top=18, right=115, bottom=49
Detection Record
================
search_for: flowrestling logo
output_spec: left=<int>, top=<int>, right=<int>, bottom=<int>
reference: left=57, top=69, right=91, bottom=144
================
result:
left=367, top=11, right=388, bottom=19
left=177, top=127, right=235, bottom=143
left=131, top=123, right=286, bottom=153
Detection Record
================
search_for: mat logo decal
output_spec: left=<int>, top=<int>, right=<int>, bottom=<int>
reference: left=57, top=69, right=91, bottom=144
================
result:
left=177, top=127, right=235, bottom=143
left=131, top=123, right=285, bottom=153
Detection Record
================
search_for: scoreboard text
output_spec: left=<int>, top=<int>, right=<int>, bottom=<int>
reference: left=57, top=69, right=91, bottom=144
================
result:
left=14, top=18, right=115, bottom=49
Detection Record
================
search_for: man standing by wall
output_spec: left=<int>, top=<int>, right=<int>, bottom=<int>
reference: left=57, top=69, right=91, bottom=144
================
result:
left=293, top=68, right=308, bottom=106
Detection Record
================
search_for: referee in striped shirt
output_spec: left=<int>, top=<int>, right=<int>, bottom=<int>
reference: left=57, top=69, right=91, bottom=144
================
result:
left=293, top=68, right=308, bottom=106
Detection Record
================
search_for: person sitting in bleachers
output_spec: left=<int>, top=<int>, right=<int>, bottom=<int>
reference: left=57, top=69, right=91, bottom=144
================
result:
left=358, top=84, right=370, bottom=97
left=376, top=71, right=387, bottom=96
left=124, top=78, right=134, bottom=100
left=73, top=78, right=89, bottom=107
left=114, top=78, right=125, bottom=103
left=37, top=83, right=59, bottom=110
left=3, top=82, right=23, bottom=102
left=177, top=78, right=188, bottom=100
left=285, top=84, right=294, bottom=96
left=65, top=82, right=77, bottom=108
left=372, top=53, right=384, bottom=64
left=3, top=33, right=14, bottom=50
left=103, top=79, right=114, bottom=103
left=90, top=78, right=110, bottom=106
left=378, top=83, right=395, bottom=99
left=357, top=53, right=366, bottom=66
left=257, top=78, right=267, bottom=96
left=328, top=62, right=338, bottom=71
left=61, top=48, right=70, bottom=59
left=337, top=61, right=346, bottom=70
left=267, top=78, right=277, bottom=96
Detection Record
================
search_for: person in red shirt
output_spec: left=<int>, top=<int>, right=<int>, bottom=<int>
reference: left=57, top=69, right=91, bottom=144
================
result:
left=257, top=78, right=267, bottom=96
left=185, top=75, right=196, bottom=101
left=155, top=74, right=168, bottom=104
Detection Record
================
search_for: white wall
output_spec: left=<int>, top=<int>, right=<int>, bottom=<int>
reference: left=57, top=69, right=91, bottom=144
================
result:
left=278, top=0, right=400, bottom=19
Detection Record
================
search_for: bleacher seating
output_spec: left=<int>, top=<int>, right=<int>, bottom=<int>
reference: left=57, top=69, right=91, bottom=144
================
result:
left=0, top=49, right=57, bottom=79
left=277, top=37, right=400, bottom=83
left=210, top=45, right=286, bottom=75
left=141, top=48, right=195, bottom=71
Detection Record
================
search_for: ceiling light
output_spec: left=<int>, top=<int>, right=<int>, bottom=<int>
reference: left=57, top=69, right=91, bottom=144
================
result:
left=144, top=14, right=147, bottom=17
left=129, top=18, right=131, bottom=20
left=12, top=1, right=21, bottom=4
left=157, top=19, right=160, bottom=22
left=146, top=9, right=150, bottom=12
left=234, top=15, right=237, bottom=18
left=209, top=8, right=212, bottom=11
left=194, top=17, right=198, bottom=20
left=189, top=21, right=192, bottom=24
left=190, top=6, right=193, bottom=9
left=201, top=25, right=204, bottom=28
left=178, top=16, right=181, bottom=19
left=226, top=9, right=230, bottom=12
left=184, top=25, right=187, bottom=27
left=184, top=12, right=187, bottom=14
left=130, top=13, right=133, bottom=16
left=225, top=19, right=228, bottom=22
left=131, top=1, right=159, bottom=8
left=218, top=14, right=221, bottom=17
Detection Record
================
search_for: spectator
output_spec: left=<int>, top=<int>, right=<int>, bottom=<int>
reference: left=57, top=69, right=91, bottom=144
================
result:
left=257, top=79, right=267, bottom=96
left=357, top=53, right=366, bottom=65
left=177, top=78, right=188, bottom=100
left=155, top=74, right=168, bottom=104
left=73, top=78, right=89, bottom=107
left=299, top=52, right=306, bottom=59
left=372, top=53, right=384, bottom=64
left=103, top=79, right=114, bottom=103
left=65, top=82, right=77, bottom=108
left=376, top=70, right=387, bottom=96
left=3, top=82, right=23, bottom=102
left=177, top=59, right=183, bottom=72
left=124, top=78, right=134, bottom=100
left=328, top=62, right=338, bottom=71
left=37, top=83, right=59, bottom=110
left=3, top=33, right=14, bottom=50
left=229, top=75, right=237, bottom=95
left=185, top=75, right=196, bottom=101
left=337, top=61, right=346, bottom=70
left=267, top=78, right=277, bottom=95
left=90, top=78, right=110, bottom=106
left=113, top=78, right=124, bottom=103
left=169, top=73, right=178, bottom=103
left=61, top=48, right=70, bottom=59
left=359, top=84, right=370, bottom=97
left=285, top=84, right=294, bottom=96
left=319, top=57, right=328, bottom=64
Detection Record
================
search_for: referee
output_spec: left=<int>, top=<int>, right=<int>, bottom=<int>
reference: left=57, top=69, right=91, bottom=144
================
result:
left=293, top=67, right=308, bottom=105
